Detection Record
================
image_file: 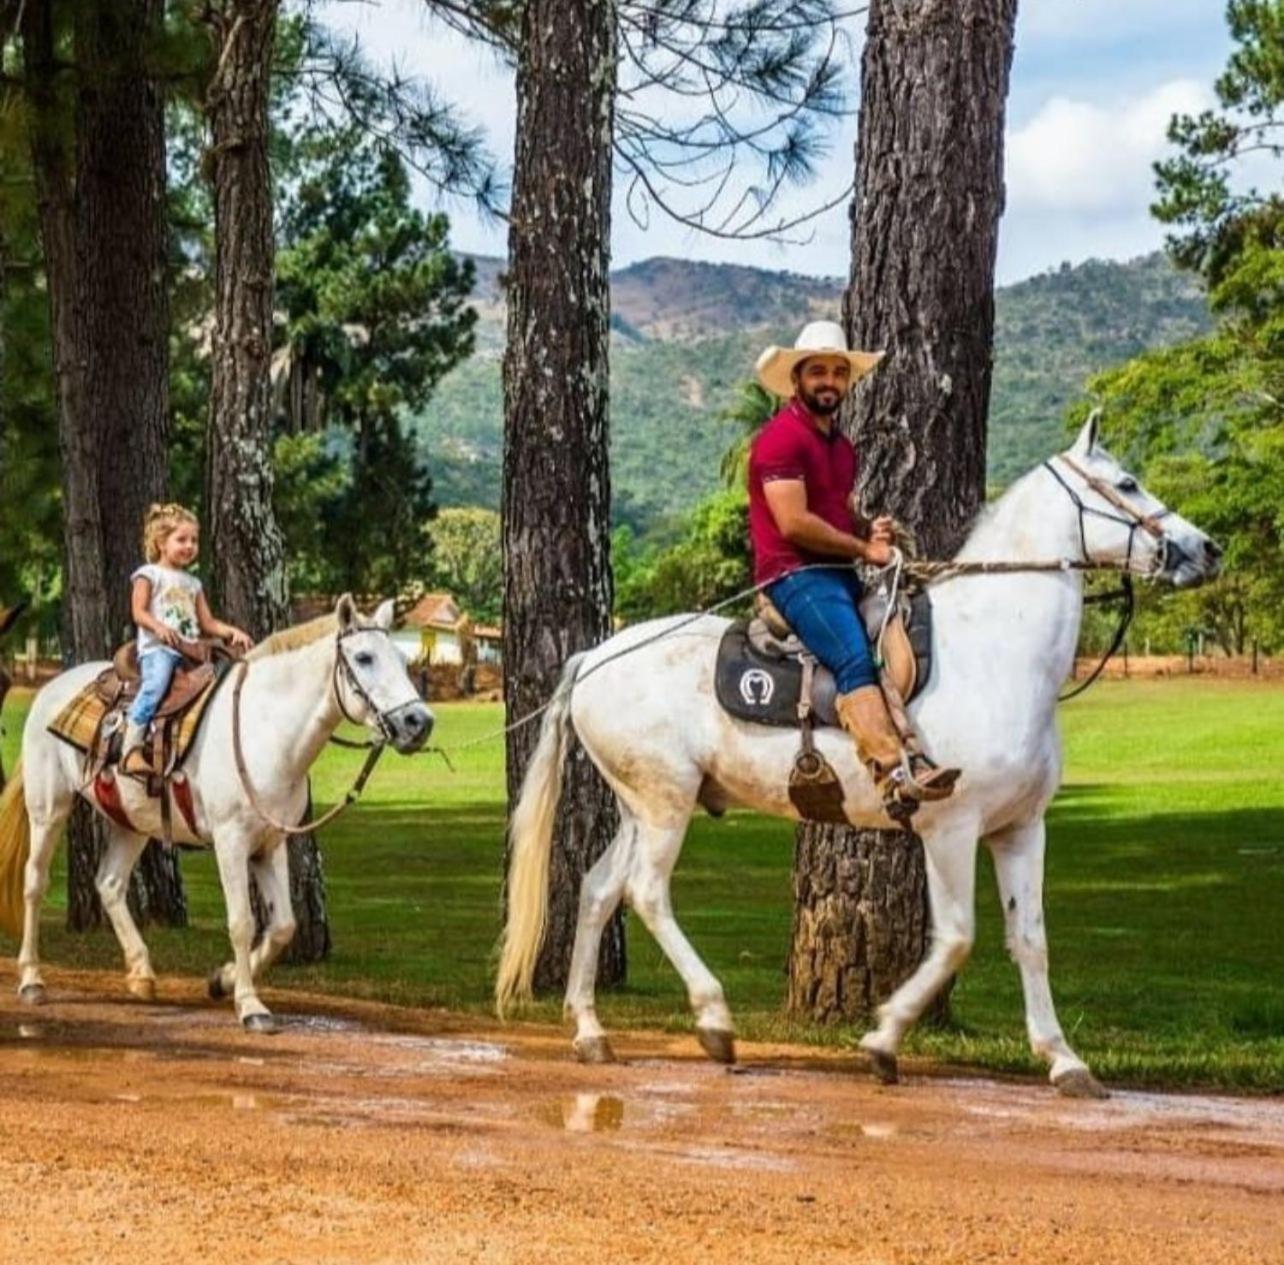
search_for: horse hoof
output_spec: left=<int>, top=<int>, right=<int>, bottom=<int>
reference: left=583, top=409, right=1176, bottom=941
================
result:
left=207, top=970, right=228, bottom=1001
left=127, top=977, right=156, bottom=1002
left=866, top=1049, right=899, bottom=1085
left=696, top=1027, right=737, bottom=1065
left=1053, top=1068, right=1109, bottom=1100
left=242, top=1012, right=281, bottom=1035
left=18, top=984, right=47, bottom=1007
left=574, top=1036, right=617, bottom=1064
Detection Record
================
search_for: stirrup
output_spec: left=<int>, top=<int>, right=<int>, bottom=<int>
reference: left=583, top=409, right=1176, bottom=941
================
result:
left=905, top=753, right=960, bottom=802
left=120, top=746, right=152, bottom=777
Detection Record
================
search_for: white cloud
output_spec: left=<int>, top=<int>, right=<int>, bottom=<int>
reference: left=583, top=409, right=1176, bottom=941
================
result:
left=1006, top=79, right=1213, bottom=214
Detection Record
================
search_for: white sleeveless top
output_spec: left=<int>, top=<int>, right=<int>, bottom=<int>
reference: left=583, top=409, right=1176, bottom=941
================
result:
left=132, top=564, right=203, bottom=657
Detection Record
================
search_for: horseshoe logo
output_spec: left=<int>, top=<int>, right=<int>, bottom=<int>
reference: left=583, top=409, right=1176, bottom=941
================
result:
left=739, top=668, right=775, bottom=707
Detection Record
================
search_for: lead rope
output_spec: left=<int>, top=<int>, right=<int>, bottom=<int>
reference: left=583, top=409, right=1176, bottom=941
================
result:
left=231, top=659, right=387, bottom=835
left=435, top=552, right=1148, bottom=761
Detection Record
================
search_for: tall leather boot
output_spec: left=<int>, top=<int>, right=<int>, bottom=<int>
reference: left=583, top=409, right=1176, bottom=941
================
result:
left=835, top=686, right=958, bottom=823
left=878, top=672, right=961, bottom=801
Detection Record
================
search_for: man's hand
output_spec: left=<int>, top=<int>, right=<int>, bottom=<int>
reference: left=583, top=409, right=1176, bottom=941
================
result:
left=863, top=539, right=894, bottom=567
left=870, top=515, right=897, bottom=544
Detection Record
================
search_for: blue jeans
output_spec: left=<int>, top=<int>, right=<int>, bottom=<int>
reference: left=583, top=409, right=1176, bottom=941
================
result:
left=128, top=648, right=182, bottom=726
left=767, top=567, right=876, bottom=693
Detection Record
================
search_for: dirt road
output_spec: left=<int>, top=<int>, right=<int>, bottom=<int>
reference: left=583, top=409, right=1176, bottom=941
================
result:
left=0, top=968, right=1279, bottom=1264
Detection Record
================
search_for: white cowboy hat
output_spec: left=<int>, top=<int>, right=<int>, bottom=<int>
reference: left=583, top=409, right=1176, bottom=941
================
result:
left=754, top=320, right=885, bottom=398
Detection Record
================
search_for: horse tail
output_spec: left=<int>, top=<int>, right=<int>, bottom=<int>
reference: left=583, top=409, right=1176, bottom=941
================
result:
left=495, top=654, right=585, bottom=1017
left=0, top=762, right=30, bottom=939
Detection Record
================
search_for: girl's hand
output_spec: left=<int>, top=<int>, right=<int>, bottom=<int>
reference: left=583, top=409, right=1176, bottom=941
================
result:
left=158, top=625, right=182, bottom=649
left=226, top=625, right=254, bottom=652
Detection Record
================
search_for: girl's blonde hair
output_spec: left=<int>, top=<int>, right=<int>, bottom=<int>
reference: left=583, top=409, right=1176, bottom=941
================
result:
left=142, top=502, right=199, bottom=564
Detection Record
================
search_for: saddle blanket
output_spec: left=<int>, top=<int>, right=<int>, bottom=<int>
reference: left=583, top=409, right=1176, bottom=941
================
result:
left=714, top=590, right=933, bottom=729
left=48, top=667, right=225, bottom=769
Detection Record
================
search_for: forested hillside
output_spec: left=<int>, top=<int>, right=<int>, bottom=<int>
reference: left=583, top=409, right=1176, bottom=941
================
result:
left=413, top=252, right=1210, bottom=530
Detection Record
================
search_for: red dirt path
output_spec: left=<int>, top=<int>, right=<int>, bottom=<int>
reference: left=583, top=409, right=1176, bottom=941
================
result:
left=0, top=967, right=1280, bottom=1264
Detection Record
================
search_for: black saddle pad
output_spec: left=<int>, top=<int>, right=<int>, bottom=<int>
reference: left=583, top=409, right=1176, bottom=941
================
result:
left=713, top=591, right=934, bottom=729
left=714, top=622, right=828, bottom=728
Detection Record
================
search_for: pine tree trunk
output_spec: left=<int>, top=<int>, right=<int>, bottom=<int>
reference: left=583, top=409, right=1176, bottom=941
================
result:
left=787, top=0, right=1017, bottom=1025
left=501, top=0, right=623, bottom=993
left=203, top=0, right=328, bottom=962
left=24, top=0, right=185, bottom=929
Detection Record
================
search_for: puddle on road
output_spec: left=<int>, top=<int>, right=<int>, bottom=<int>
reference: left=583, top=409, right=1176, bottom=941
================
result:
left=676, top=1145, right=795, bottom=1174
left=371, top=1035, right=508, bottom=1064
left=283, top=1015, right=365, bottom=1035
left=538, top=1094, right=626, bottom=1133
left=826, top=1120, right=901, bottom=1142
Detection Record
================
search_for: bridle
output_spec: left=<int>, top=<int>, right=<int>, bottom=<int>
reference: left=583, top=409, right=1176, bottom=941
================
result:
left=230, top=621, right=411, bottom=835
left=331, top=623, right=401, bottom=746
left=1042, top=454, right=1174, bottom=579
left=1041, top=454, right=1173, bottom=701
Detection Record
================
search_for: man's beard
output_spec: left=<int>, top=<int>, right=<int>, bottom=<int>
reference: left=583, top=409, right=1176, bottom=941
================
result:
left=799, top=384, right=844, bottom=416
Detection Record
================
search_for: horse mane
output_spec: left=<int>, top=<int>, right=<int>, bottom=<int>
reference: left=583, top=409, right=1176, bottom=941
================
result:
left=245, top=612, right=338, bottom=661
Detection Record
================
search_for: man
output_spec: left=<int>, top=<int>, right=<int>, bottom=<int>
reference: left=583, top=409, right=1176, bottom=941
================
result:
left=749, top=320, right=958, bottom=819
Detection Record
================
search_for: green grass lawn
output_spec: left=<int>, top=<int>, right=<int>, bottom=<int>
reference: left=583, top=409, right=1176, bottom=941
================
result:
left=3, top=677, right=1282, bottom=1090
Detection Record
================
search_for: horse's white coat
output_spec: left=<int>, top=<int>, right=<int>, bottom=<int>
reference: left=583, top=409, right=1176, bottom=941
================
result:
left=498, top=419, right=1221, bottom=1090
left=13, top=596, right=432, bottom=1027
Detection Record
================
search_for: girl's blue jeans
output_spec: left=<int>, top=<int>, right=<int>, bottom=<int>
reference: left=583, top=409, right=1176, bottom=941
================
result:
left=766, top=566, right=877, bottom=694
left=128, top=648, right=182, bottom=726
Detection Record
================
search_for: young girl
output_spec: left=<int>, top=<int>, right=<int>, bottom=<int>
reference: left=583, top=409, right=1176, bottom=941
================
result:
left=121, top=503, right=254, bottom=775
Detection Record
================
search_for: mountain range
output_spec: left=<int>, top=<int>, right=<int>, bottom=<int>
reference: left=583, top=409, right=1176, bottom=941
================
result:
left=413, top=251, right=1211, bottom=533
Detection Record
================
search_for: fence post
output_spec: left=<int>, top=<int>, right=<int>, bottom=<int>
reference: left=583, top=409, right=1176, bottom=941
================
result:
left=1123, top=638, right=1129, bottom=678
left=1253, top=638, right=1259, bottom=675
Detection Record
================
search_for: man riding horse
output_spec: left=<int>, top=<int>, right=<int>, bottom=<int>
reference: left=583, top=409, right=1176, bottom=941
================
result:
left=749, top=321, right=959, bottom=819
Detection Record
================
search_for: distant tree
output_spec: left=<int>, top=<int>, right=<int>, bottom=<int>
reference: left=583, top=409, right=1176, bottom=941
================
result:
left=273, top=128, right=476, bottom=594
left=718, top=381, right=779, bottom=489
left=1085, top=0, right=1284, bottom=655
left=427, top=507, right=501, bottom=622
left=613, top=489, right=751, bottom=622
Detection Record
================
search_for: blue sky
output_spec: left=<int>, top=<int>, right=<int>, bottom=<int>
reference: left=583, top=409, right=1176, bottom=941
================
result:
left=322, top=0, right=1233, bottom=285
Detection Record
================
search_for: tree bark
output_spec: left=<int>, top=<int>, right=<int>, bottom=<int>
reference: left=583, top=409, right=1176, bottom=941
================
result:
left=787, top=0, right=1017, bottom=1025
left=23, top=0, right=185, bottom=929
left=203, top=0, right=329, bottom=962
left=502, top=0, right=623, bottom=993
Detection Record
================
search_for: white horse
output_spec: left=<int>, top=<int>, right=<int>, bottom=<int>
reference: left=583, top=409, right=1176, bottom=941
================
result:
left=0, top=595, right=432, bottom=1031
left=497, top=416, right=1222, bottom=1096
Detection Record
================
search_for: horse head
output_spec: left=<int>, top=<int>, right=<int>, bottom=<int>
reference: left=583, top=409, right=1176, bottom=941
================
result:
left=332, top=594, right=435, bottom=754
left=1051, top=410, right=1223, bottom=590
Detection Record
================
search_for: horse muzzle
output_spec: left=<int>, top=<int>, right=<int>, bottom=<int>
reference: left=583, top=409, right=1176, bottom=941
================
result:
left=385, top=702, right=434, bottom=753
left=1163, top=536, right=1224, bottom=589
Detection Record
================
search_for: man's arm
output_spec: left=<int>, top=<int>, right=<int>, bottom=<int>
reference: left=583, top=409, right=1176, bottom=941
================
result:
left=763, top=479, right=892, bottom=565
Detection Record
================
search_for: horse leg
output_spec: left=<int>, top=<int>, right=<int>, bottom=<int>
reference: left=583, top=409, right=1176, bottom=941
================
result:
left=17, top=809, right=69, bottom=1004
left=211, top=830, right=278, bottom=1033
left=207, top=843, right=296, bottom=1000
left=988, top=817, right=1107, bottom=1099
left=95, top=826, right=158, bottom=1001
left=565, top=813, right=635, bottom=1064
left=858, top=818, right=979, bottom=1084
left=627, top=817, right=736, bottom=1064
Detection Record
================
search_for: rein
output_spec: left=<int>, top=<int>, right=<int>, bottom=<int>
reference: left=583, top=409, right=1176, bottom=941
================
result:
left=230, top=628, right=390, bottom=836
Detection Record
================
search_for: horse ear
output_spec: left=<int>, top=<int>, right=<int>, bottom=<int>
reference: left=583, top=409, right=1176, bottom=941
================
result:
left=335, top=593, right=357, bottom=632
left=1071, top=407, right=1102, bottom=456
left=373, top=599, right=395, bottom=630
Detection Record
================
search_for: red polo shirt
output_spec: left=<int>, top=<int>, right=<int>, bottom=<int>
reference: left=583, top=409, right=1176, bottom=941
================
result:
left=747, top=397, right=858, bottom=584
